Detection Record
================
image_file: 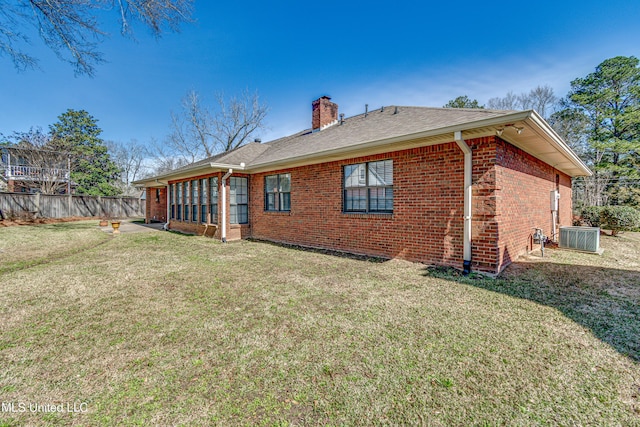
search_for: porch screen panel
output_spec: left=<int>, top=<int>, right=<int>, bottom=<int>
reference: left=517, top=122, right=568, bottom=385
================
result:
left=177, top=182, right=183, bottom=220
left=209, top=177, right=218, bottom=224
left=191, top=180, right=198, bottom=222
left=200, top=178, right=207, bottom=224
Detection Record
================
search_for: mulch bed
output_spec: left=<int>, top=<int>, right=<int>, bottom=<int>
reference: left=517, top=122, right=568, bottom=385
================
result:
left=0, top=216, right=95, bottom=227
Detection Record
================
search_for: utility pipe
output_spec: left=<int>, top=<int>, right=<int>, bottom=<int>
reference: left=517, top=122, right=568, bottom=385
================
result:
left=221, top=169, right=233, bottom=243
left=454, top=131, right=472, bottom=274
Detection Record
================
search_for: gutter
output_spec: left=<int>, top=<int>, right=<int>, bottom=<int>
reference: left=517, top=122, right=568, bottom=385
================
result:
left=454, top=131, right=473, bottom=274
left=527, top=112, right=592, bottom=176
left=220, top=169, right=233, bottom=242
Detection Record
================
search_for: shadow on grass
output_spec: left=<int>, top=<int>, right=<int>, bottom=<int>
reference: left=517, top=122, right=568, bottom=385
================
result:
left=422, top=263, right=640, bottom=362
left=248, top=238, right=388, bottom=263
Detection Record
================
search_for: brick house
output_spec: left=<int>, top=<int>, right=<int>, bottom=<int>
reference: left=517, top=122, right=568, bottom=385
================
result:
left=135, top=96, right=591, bottom=275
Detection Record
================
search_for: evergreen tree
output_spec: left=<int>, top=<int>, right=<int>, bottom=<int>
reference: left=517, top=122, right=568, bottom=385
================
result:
left=443, top=96, right=484, bottom=109
left=49, top=109, right=121, bottom=196
left=559, top=56, right=640, bottom=206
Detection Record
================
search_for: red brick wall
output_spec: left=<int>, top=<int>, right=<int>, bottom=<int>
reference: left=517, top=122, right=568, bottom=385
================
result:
left=249, top=143, right=467, bottom=270
left=493, top=137, right=572, bottom=272
left=145, top=187, right=167, bottom=223
left=468, top=137, right=499, bottom=273
left=151, top=135, right=573, bottom=275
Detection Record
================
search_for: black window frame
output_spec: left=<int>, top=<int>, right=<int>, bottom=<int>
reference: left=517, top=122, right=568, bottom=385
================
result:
left=170, top=183, right=176, bottom=220
left=209, top=177, right=219, bottom=224
left=191, top=179, right=198, bottom=222
left=176, top=182, right=183, bottom=220
left=264, top=173, right=291, bottom=212
left=343, top=160, right=393, bottom=214
left=230, top=176, right=248, bottom=224
left=200, top=178, right=207, bottom=224
left=183, top=181, right=189, bottom=222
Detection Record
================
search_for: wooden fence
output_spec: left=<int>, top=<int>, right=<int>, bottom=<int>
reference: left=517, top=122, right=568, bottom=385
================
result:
left=0, top=192, right=145, bottom=219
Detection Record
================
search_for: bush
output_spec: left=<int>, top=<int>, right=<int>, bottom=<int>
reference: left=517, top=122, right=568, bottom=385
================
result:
left=600, top=205, right=640, bottom=236
left=579, top=206, right=604, bottom=227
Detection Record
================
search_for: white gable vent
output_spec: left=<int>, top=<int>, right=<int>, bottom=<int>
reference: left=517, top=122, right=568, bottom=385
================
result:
left=559, top=226, right=601, bottom=253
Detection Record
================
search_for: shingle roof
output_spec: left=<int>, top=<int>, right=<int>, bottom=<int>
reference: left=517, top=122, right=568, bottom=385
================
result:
left=135, top=104, right=590, bottom=184
left=171, top=106, right=515, bottom=169
left=251, top=106, right=515, bottom=167
left=165, top=141, right=269, bottom=175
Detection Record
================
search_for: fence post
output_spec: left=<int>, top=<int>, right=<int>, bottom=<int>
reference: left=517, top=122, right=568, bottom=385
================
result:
left=34, top=192, right=40, bottom=219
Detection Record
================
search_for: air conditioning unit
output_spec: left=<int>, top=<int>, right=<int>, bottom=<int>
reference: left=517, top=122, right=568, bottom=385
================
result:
left=559, top=226, right=601, bottom=253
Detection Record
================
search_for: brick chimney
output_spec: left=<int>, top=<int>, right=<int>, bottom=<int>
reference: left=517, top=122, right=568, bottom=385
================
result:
left=312, top=96, right=338, bottom=131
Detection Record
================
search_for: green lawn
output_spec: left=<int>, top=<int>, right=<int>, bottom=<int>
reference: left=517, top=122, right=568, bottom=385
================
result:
left=0, top=222, right=638, bottom=426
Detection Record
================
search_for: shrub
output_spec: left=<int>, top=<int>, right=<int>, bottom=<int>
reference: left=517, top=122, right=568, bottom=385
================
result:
left=600, top=205, right=640, bottom=236
left=579, top=206, right=604, bottom=227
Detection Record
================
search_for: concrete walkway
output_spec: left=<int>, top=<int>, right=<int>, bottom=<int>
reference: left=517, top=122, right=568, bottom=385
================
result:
left=99, top=220, right=165, bottom=234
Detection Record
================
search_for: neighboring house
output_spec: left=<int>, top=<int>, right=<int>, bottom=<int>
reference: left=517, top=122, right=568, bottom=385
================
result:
left=134, top=96, right=591, bottom=275
left=1, top=146, right=72, bottom=194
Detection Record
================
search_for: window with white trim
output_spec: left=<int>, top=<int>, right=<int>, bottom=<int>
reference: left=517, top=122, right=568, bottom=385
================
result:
left=265, top=173, right=291, bottom=211
left=230, top=177, right=248, bottom=224
left=343, top=160, right=393, bottom=213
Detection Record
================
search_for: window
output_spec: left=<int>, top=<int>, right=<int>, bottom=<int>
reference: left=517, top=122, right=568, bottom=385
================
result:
left=265, top=173, right=291, bottom=211
left=200, top=178, right=207, bottom=224
left=230, top=176, right=248, bottom=224
left=344, top=160, right=393, bottom=213
left=184, top=181, right=189, bottom=221
left=191, top=180, right=198, bottom=222
left=170, top=184, right=176, bottom=220
left=209, top=177, right=218, bottom=224
left=176, top=182, right=183, bottom=220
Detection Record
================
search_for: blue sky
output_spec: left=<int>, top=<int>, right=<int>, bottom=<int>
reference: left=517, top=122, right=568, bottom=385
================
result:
left=1, top=0, right=639, bottom=146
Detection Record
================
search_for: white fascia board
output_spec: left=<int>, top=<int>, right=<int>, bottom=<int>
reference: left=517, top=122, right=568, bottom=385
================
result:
left=526, top=111, right=592, bottom=176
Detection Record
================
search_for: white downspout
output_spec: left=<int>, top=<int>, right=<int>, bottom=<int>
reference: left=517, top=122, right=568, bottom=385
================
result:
left=165, top=185, right=170, bottom=226
left=221, top=169, right=233, bottom=243
left=454, top=131, right=472, bottom=274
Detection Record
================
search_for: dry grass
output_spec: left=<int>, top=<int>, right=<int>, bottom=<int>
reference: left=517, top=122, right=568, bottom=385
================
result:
left=0, top=220, right=108, bottom=274
left=0, top=224, right=638, bottom=426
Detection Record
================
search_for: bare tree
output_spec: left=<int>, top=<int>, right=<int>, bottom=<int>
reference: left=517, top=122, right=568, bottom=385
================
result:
left=525, top=85, right=557, bottom=118
left=487, top=91, right=519, bottom=110
left=166, top=89, right=269, bottom=163
left=145, top=137, right=190, bottom=176
left=2, top=128, right=71, bottom=194
left=107, top=139, right=147, bottom=195
left=1, top=0, right=193, bottom=76
left=167, top=91, right=212, bottom=163
left=487, top=86, right=558, bottom=119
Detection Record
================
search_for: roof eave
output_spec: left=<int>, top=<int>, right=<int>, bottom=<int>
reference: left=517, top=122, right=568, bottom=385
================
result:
left=525, top=111, right=592, bottom=176
left=132, top=162, right=246, bottom=187
left=246, top=111, right=591, bottom=177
